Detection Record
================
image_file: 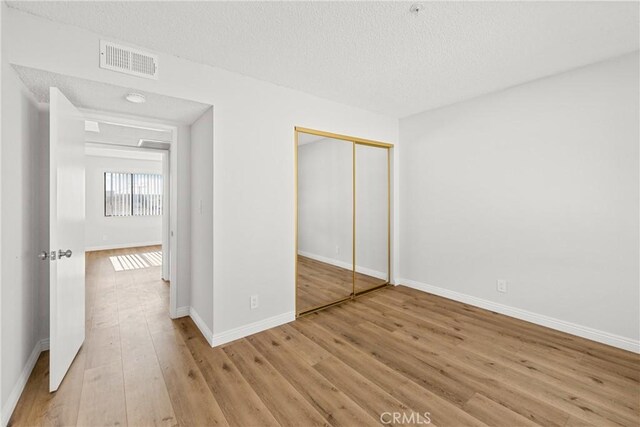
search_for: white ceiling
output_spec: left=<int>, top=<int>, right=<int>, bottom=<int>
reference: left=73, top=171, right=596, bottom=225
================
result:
left=85, top=121, right=172, bottom=148
left=86, top=144, right=164, bottom=162
left=8, top=1, right=639, bottom=118
left=13, top=65, right=211, bottom=124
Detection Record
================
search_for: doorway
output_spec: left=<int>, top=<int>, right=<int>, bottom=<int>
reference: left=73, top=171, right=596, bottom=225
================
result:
left=82, top=112, right=177, bottom=316
left=14, top=64, right=214, bottom=391
left=82, top=116, right=174, bottom=358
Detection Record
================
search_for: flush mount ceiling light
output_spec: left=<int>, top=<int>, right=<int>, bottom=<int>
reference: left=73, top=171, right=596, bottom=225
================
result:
left=125, top=92, right=146, bottom=104
left=410, top=3, right=424, bottom=14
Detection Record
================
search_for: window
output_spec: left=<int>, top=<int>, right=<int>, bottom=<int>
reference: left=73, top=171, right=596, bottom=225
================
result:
left=104, top=172, right=163, bottom=216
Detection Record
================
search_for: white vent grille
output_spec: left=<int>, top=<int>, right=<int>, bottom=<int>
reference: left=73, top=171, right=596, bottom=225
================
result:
left=100, top=40, right=158, bottom=80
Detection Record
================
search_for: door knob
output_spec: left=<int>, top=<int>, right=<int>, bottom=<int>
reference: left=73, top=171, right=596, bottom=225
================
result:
left=58, top=249, right=72, bottom=259
left=39, top=250, right=57, bottom=261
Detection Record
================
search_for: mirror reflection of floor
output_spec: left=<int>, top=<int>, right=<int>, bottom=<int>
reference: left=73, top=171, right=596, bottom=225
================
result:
left=296, top=255, right=387, bottom=313
left=354, top=272, right=387, bottom=294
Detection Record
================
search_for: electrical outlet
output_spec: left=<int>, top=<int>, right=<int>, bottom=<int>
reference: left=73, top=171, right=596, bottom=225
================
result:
left=250, top=295, right=259, bottom=310
left=496, top=280, right=508, bottom=293
left=335, top=245, right=340, bottom=255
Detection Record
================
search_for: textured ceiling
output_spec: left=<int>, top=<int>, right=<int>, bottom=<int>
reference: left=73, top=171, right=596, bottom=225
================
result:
left=13, top=65, right=211, bottom=124
left=8, top=1, right=639, bottom=117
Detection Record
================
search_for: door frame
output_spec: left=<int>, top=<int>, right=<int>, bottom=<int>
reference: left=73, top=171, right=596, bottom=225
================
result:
left=81, top=109, right=181, bottom=318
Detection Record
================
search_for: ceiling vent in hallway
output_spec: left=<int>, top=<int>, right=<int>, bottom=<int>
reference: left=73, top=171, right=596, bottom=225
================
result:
left=100, top=40, right=159, bottom=80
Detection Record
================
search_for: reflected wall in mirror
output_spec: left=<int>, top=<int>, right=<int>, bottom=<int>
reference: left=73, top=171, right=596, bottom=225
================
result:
left=355, top=144, right=389, bottom=292
left=296, top=133, right=353, bottom=314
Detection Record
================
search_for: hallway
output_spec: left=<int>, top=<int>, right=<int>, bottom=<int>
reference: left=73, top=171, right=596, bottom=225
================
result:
left=8, top=246, right=184, bottom=426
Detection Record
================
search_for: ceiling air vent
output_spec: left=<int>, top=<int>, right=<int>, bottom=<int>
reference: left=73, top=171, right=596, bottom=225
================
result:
left=100, top=40, right=159, bottom=80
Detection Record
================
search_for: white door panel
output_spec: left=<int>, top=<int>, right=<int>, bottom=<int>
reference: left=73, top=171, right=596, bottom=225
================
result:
left=49, top=87, right=86, bottom=392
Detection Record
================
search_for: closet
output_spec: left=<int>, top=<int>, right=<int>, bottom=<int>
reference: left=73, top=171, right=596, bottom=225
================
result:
left=295, top=127, right=392, bottom=316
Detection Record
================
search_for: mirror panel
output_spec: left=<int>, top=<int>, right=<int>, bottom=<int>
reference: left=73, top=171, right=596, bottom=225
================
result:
left=296, top=133, right=353, bottom=313
left=355, top=144, right=389, bottom=293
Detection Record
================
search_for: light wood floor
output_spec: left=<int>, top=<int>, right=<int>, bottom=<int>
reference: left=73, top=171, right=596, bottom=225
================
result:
left=296, top=255, right=387, bottom=313
left=9, top=248, right=640, bottom=426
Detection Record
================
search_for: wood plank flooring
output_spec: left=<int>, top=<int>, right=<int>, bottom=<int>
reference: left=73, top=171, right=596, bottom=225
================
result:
left=9, top=248, right=640, bottom=426
left=296, top=255, right=387, bottom=313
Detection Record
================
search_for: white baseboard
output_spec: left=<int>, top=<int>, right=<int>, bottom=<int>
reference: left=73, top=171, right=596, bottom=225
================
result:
left=1, top=338, right=48, bottom=427
left=298, top=250, right=387, bottom=280
left=85, top=241, right=162, bottom=252
left=175, top=306, right=190, bottom=318
left=212, top=311, right=296, bottom=347
left=189, top=307, right=214, bottom=346
left=400, top=278, right=640, bottom=354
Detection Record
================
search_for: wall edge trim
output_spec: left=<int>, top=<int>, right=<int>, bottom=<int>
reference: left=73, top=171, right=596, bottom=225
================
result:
left=189, top=307, right=214, bottom=346
left=85, top=241, right=162, bottom=252
left=212, top=311, right=296, bottom=348
left=175, top=306, right=190, bottom=318
left=399, top=278, right=640, bottom=353
left=298, top=250, right=387, bottom=280
left=1, top=338, right=48, bottom=427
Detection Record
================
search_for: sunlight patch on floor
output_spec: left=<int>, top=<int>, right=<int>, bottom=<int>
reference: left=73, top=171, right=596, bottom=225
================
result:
left=109, top=251, right=162, bottom=271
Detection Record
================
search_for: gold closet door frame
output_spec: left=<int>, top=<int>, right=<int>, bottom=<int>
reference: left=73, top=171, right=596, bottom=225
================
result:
left=295, top=127, right=393, bottom=317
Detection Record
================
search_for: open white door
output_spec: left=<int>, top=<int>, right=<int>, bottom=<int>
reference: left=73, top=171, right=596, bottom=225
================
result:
left=49, top=88, right=86, bottom=392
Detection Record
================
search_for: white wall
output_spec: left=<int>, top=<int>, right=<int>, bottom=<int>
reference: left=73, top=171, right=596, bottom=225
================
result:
left=1, top=4, right=3, bottom=419
left=1, top=6, right=399, bottom=343
left=0, top=3, right=3, bottom=419
left=0, top=54, right=43, bottom=424
left=400, top=52, right=640, bottom=350
left=190, top=108, right=214, bottom=341
left=85, top=149, right=163, bottom=251
left=298, top=138, right=389, bottom=278
left=173, top=125, right=191, bottom=313
left=298, top=138, right=353, bottom=267
left=355, top=144, right=389, bottom=278
left=36, top=110, right=49, bottom=357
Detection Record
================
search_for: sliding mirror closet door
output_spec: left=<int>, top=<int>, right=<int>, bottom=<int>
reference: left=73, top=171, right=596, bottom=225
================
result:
left=297, top=133, right=353, bottom=314
left=355, top=144, right=389, bottom=293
